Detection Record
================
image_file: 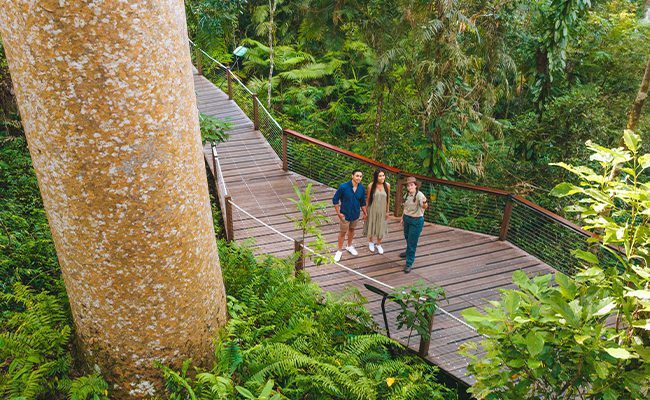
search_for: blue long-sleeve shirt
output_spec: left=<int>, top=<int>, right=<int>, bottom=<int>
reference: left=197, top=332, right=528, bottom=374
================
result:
left=332, top=180, right=366, bottom=221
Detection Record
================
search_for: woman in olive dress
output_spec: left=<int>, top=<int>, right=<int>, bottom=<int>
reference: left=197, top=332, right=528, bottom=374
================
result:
left=363, top=169, right=390, bottom=254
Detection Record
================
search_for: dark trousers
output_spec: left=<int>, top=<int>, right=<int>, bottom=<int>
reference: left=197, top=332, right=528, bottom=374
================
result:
left=403, top=215, right=424, bottom=268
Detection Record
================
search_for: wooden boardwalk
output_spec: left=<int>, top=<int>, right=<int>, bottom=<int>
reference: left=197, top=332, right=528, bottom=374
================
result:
left=193, top=70, right=556, bottom=386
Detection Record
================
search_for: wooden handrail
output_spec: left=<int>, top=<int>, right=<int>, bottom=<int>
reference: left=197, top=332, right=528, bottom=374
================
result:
left=282, top=128, right=618, bottom=251
left=511, top=195, right=598, bottom=239
left=512, top=196, right=625, bottom=254
left=408, top=173, right=510, bottom=196
left=283, top=129, right=400, bottom=174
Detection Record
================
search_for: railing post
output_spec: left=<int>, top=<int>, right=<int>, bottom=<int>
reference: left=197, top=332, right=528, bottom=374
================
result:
left=195, top=46, right=202, bottom=75
left=294, top=239, right=304, bottom=274
left=211, top=142, right=220, bottom=198
left=226, top=68, right=233, bottom=100
left=418, top=309, right=435, bottom=357
left=394, top=176, right=404, bottom=217
left=499, top=195, right=514, bottom=241
left=252, top=93, right=259, bottom=130
left=282, top=130, right=288, bottom=172
left=224, top=195, right=234, bottom=242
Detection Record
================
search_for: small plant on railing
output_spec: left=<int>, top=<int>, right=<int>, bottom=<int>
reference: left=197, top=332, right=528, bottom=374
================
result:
left=199, top=112, right=231, bottom=143
left=388, top=281, right=446, bottom=347
left=287, top=183, right=333, bottom=266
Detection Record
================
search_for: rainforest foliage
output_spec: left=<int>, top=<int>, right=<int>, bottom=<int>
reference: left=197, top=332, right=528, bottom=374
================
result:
left=0, top=129, right=455, bottom=399
left=185, top=0, right=650, bottom=209
left=1, top=0, right=650, bottom=399
left=461, top=132, right=650, bottom=399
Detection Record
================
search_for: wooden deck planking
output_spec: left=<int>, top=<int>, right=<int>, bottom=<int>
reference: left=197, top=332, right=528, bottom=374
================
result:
left=193, top=70, right=558, bottom=387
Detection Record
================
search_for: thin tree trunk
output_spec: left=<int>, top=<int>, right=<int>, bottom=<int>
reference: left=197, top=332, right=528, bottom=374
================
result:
left=373, top=83, right=385, bottom=159
left=0, top=2, right=227, bottom=397
left=627, top=53, right=650, bottom=131
left=267, top=0, right=276, bottom=109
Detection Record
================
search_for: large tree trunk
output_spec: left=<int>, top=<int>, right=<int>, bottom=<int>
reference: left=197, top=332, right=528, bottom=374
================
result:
left=267, top=0, right=276, bottom=109
left=627, top=53, right=650, bottom=131
left=0, top=1, right=228, bottom=397
left=372, top=82, right=385, bottom=159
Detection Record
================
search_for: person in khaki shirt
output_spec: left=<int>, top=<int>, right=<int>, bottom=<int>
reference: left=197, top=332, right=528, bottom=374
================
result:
left=399, top=176, right=428, bottom=273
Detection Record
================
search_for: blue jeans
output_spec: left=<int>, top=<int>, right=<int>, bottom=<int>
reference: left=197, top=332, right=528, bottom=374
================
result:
left=403, top=215, right=424, bottom=268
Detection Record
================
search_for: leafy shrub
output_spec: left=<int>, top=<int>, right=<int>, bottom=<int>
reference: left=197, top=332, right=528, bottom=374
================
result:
left=461, top=132, right=650, bottom=399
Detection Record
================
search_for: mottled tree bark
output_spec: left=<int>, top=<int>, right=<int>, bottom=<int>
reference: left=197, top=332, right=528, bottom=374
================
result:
left=0, top=0, right=227, bottom=397
left=627, top=54, right=650, bottom=131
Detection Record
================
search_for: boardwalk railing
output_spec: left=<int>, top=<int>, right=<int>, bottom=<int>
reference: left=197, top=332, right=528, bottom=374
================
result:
left=191, top=41, right=621, bottom=276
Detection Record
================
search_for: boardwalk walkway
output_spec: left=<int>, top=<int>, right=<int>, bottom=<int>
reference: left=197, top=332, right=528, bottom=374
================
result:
left=193, top=70, right=556, bottom=385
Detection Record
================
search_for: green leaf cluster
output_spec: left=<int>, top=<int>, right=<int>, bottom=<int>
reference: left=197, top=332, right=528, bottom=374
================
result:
left=389, top=281, right=446, bottom=345
left=200, top=113, right=231, bottom=144
left=287, top=183, right=332, bottom=265
left=462, top=132, right=650, bottom=399
left=462, top=269, right=649, bottom=399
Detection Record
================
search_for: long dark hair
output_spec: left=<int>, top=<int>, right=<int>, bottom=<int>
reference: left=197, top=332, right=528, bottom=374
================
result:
left=368, top=169, right=389, bottom=208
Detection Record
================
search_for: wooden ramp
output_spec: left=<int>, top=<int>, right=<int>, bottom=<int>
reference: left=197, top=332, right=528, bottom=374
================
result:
left=193, top=70, right=556, bottom=385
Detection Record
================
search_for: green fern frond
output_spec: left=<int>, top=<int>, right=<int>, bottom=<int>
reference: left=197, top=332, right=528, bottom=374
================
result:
left=68, top=373, right=109, bottom=400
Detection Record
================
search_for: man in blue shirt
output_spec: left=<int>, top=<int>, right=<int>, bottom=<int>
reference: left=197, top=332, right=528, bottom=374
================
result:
left=332, top=169, right=367, bottom=262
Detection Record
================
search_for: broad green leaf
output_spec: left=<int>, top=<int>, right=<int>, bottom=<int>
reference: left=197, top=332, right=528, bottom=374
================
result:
left=574, top=335, right=590, bottom=345
left=236, top=386, right=256, bottom=399
left=604, top=347, right=635, bottom=359
left=639, top=154, right=650, bottom=169
left=572, top=249, right=599, bottom=265
left=578, top=267, right=604, bottom=279
left=260, top=380, right=274, bottom=398
left=555, top=272, right=577, bottom=299
left=526, top=331, right=544, bottom=356
left=632, top=320, right=650, bottom=330
left=631, top=266, right=650, bottom=279
left=512, top=270, right=533, bottom=291
left=506, top=358, right=525, bottom=368
left=503, top=291, right=521, bottom=315
left=550, top=182, right=582, bottom=197
left=623, top=130, right=639, bottom=153
left=624, top=290, right=650, bottom=299
left=527, top=358, right=542, bottom=369
left=462, top=307, right=495, bottom=325
left=594, top=361, right=609, bottom=379
left=594, top=299, right=616, bottom=316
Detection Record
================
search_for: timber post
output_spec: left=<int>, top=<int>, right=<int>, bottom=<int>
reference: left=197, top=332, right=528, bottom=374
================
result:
left=252, top=93, right=259, bottom=130
left=418, top=309, right=436, bottom=357
left=226, top=68, right=233, bottom=100
left=282, top=130, right=288, bottom=171
left=195, top=45, right=203, bottom=75
left=225, top=195, right=234, bottom=242
left=211, top=142, right=219, bottom=197
left=394, top=176, right=404, bottom=217
left=294, top=239, right=304, bottom=274
left=499, top=195, right=514, bottom=241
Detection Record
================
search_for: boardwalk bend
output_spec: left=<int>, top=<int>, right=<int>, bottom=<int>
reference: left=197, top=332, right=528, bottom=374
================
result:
left=190, top=42, right=620, bottom=386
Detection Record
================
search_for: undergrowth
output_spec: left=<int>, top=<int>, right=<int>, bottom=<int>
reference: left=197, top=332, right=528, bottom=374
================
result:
left=0, top=132, right=108, bottom=399
left=156, top=242, right=455, bottom=400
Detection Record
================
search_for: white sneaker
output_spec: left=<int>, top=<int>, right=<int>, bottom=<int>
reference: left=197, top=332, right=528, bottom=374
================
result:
left=346, top=246, right=358, bottom=256
left=334, top=250, right=343, bottom=262
left=369, top=242, right=375, bottom=252
left=376, top=245, right=384, bottom=255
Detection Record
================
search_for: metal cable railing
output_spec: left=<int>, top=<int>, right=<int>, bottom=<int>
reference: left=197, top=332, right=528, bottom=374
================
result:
left=190, top=40, right=624, bottom=275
